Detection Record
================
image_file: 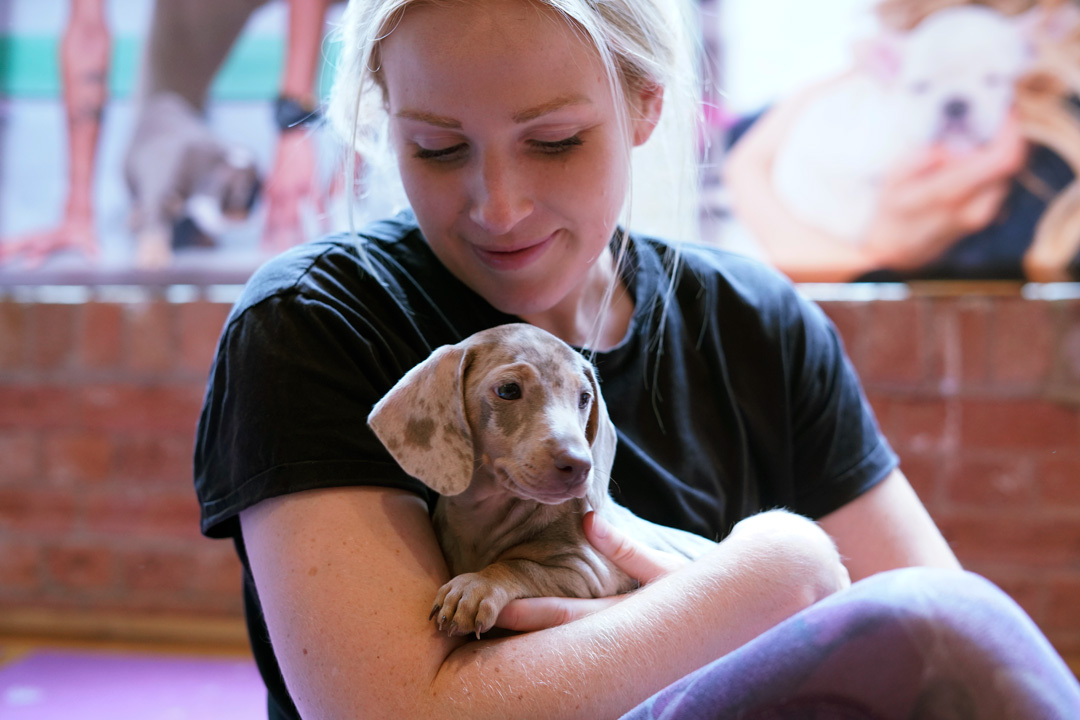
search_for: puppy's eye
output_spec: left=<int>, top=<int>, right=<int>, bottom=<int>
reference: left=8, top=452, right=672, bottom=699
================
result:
left=578, top=391, right=592, bottom=410
left=495, top=382, right=522, bottom=400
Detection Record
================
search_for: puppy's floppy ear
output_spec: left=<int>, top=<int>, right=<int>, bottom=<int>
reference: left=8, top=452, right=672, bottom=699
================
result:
left=367, top=344, right=475, bottom=496
left=583, top=364, right=617, bottom=511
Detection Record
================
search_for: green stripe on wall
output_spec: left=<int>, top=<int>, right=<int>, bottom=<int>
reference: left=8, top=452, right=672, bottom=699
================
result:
left=0, top=34, right=341, bottom=100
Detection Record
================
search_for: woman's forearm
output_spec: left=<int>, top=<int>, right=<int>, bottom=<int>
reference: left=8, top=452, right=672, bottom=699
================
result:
left=243, top=490, right=844, bottom=720
left=431, top=519, right=839, bottom=718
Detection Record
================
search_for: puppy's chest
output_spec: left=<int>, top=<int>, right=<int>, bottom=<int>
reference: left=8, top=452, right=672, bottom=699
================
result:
left=432, top=497, right=586, bottom=574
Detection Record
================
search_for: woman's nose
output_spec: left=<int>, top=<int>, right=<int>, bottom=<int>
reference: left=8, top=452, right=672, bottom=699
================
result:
left=468, top=152, right=533, bottom=235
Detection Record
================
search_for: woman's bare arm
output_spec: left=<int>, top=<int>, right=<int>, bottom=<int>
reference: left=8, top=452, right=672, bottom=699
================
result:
left=819, top=468, right=960, bottom=582
left=242, top=486, right=848, bottom=719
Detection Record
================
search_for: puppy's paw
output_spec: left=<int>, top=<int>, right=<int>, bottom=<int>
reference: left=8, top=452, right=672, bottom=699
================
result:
left=430, top=573, right=512, bottom=638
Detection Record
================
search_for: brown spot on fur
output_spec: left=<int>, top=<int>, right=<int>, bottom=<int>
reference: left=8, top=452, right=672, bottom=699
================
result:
left=405, top=417, right=437, bottom=450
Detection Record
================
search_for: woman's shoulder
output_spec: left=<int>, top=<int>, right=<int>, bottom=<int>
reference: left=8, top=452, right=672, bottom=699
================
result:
left=634, top=234, right=806, bottom=318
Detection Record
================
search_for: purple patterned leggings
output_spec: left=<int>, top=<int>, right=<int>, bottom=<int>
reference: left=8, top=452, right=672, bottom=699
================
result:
left=623, top=569, right=1080, bottom=719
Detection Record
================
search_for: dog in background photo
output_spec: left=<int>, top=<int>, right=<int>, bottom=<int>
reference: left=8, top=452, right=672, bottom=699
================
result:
left=758, top=0, right=1080, bottom=281
left=771, top=5, right=1035, bottom=243
left=368, top=324, right=717, bottom=638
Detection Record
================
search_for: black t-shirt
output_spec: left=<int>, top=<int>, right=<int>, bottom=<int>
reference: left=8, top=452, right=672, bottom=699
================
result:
left=194, top=211, right=898, bottom=718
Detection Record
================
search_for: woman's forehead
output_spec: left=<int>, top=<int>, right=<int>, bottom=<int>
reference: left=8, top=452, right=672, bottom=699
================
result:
left=380, top=0, right=601, bottom=69
left=379, top=0, right=612, bottom=114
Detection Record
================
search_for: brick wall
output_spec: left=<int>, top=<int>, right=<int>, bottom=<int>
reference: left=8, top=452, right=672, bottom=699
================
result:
left=0, top=285, right=1078, bottom=664
left=816, top=286, right=1080, bottom=666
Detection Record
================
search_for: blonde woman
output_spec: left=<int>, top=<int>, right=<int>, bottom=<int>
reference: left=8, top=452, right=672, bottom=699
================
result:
left=194, top=0, right=1080, bottom=717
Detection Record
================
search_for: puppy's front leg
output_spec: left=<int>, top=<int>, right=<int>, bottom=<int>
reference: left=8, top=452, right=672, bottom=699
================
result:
left=431, top=556, right=629, bottom=638
left=431, top=563, right=524, bottom=638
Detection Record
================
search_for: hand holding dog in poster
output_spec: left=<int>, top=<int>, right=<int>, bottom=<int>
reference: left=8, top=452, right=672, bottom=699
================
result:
left=726, top=0, right=1080, bottom=283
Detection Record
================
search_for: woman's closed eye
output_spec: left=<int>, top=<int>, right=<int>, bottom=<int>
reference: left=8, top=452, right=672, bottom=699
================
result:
left=529, top=134, right=584, bottom=155
left=412, top=135, right=585, bottom=163
left=414, top=143, right=468, bottom=161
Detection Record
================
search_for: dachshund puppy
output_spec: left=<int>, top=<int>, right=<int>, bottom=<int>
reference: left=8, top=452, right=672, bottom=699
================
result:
left=368, top=323, right=715, bottom=637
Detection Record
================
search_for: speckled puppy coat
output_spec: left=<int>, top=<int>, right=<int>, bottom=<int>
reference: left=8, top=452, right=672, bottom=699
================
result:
left=368, top=323, right=714, bottom=637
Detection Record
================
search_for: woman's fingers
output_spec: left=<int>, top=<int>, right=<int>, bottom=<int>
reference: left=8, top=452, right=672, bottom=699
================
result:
left=584, top=512, right=688, bottom=584
left=493, top=513, right=690, bottom=633
left=496, top=595, right=623, bottom=632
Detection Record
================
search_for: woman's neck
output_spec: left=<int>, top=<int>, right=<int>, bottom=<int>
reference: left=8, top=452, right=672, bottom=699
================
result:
left=518, top=247, right=634, bottom=352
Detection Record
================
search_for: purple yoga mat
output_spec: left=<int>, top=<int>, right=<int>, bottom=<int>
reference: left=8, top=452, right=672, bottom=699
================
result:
left=0, top=650, right=265, bottom=719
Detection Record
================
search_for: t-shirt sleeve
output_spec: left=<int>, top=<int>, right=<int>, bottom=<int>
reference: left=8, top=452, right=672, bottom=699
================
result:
left=194, top=290, right=433, bottom=539
left=783, top=290, right=899, bottom=519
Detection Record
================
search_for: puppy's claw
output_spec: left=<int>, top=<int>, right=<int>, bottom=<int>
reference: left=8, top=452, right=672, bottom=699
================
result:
left=429, top=605, right=440, bottom=621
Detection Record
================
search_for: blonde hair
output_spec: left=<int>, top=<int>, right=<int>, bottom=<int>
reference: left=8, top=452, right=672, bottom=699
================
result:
left=326, top=0, right=702, bottom=351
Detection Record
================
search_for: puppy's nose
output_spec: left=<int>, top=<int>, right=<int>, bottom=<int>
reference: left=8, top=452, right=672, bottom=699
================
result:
left=554, top=449, right=592, bottom=493
left=944, top=97, right=969, bottom=120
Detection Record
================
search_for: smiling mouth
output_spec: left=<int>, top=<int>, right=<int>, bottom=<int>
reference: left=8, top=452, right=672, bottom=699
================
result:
left=471, top=233, right=556, bottom=271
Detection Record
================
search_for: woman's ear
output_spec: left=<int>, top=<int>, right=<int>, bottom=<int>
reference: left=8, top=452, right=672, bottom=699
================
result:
left=630, top=83, right=664, bottom=147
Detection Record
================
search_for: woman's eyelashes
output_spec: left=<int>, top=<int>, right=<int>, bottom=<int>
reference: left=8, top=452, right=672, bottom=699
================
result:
left=414, top=143, right=468, bottom=161
left=412, top=134, right=584, bottom=162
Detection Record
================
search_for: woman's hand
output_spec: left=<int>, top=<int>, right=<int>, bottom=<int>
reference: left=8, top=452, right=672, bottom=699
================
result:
left=496, top=509, right=850, bottom=632
left=726, top=77, right=1028, bottom=282
left=495, top=511, right=688, bottom=631
left=860, top=113, right=1027, bottom=272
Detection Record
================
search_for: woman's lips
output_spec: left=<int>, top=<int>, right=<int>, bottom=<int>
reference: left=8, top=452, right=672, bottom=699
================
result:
left=471, top=233, right=555, bottom=271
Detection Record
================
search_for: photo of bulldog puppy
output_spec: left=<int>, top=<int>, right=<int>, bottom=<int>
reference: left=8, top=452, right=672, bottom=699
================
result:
left=771, top=5, right=1032, bottom=242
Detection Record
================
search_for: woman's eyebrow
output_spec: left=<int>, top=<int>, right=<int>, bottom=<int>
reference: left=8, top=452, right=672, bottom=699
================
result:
left=394, top=95, right=592, bottom=128
left=512, top=95, right=591, bottom=123
left=394, top=109, right=461, bottom=128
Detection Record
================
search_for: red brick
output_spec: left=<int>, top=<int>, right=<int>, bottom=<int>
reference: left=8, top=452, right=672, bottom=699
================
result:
left=46, top=544, right=117, bottom=590
left=79, top=302, right=124, bottom=370
left=956, top=299, right=992, bottom=385
left=939, top=514, right=1080, bottom=568
left=190, top=545, right=244, bottom=597
left=0, top=487, right=78, bottom=534
left=1055, top=301, right=1080, bottom=383
left=989, top=300, right=1054, bottom=386
left=77, top=383, right=205, bottom=433
left=1047, top=577, right=1080, bottom=631
left=0, top=431, right=40, bottom=484
left=32, top=304, right=79, bottom=371
left=879, top=398, right=951, bottom=454
left=120, top=547, right=196, bottom=593
left=922, top=299, right=957, bottom=391
left=126, top=302, right=175, bottom=373
left=84, top=489, right=202, bottom=540
left=0, top=301, right=27, bottom=370
left=176, top=302, right=230, bottom=374
left=860, top=301, right=924, bottom=386
left=1039, top=453, right=1080, bottom=506
left=896, top=451, right=945, bottom=509
left=111, top=433, right=193, bottom=488
left=0, top=541, right=43, bottom=592
left=959, top=399, right=1079, bottom=451
left=42, top=430, right=112, bottom=487
left=819, top=302, right=866, bottom=364
left=0, top=386, right=79, bottom=429
left=946, top=455, right=1035, bottom=508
